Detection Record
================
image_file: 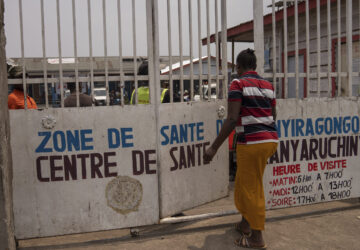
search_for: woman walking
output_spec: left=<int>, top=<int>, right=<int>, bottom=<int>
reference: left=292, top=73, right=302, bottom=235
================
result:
left=204, top=49, right=278, bottom=248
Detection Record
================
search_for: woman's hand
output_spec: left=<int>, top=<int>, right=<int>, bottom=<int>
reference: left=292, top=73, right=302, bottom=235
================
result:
left=203, top=146, right=217, bottom=163
left=203, top=101, right=241, bottom=164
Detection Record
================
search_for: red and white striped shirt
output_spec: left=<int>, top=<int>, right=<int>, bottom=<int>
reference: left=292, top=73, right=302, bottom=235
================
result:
left=228, top=71, right=278, bottom=145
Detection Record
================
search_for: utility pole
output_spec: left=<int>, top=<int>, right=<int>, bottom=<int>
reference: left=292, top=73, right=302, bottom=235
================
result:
left=0, top=0, right=16, bottom=249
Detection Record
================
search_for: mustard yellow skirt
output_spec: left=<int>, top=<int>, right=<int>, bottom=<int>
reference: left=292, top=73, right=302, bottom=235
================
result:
left=234, top=142, right=278, bottom=231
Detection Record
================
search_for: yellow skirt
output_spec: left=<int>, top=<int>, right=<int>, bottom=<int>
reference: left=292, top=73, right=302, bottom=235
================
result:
left=234, top=142, right=278, bottom=231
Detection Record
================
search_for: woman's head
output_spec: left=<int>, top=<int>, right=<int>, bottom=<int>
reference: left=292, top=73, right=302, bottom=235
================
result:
left=236, top=48, right=257, bottom=75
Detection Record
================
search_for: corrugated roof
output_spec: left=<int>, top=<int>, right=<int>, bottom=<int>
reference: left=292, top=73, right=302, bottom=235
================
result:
left=160, top=56, right=208, bottom=74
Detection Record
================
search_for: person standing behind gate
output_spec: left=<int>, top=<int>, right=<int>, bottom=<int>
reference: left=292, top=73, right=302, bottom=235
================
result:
left=7, top=64, right=37, bottom=110
left=203, top=49, right=278, bottom=249
left=130, top=61, right=170, bottom=104
left=64, top=82, right=93, bottom=107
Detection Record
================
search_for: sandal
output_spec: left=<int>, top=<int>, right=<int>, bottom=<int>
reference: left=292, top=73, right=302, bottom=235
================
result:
left=234, top=222, right=251, bottom=237
left=234, top=235, right=267, bottom=249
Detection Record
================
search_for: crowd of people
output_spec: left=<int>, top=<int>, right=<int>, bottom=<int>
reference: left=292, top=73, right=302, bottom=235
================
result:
left=7, top=60, right=181, bottom=109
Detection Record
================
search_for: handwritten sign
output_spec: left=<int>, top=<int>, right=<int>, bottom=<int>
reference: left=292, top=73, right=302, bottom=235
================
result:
left=265, top=99, right=360, bottom=209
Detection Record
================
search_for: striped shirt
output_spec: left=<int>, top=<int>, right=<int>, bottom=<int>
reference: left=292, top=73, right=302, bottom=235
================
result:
left=228, top=71, right=278, bottom=145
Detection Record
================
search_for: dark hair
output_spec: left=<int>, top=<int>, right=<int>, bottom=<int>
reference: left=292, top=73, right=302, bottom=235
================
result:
left=67, top=82, right=76, bottom=92
left=13, top=85, right=24, bottom=91
left=137, top=61, right=149, bottom=87
left=138, top=61, right=148, bottom=76
left=236, top=48, right=257, bottom=71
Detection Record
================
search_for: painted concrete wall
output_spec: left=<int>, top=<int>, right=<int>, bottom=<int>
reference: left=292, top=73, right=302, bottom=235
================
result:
left=9, top=96, right=360, bottom=238
left=158, top=100, right=228, bottom=218
left=265, top=98, right=360, bottom=209
left=10, top=100, right=228, bottom=239
left=11, top=106, right=160, bottom=238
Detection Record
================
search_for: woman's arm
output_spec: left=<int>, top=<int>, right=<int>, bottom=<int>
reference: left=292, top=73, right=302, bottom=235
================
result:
left=203, top=101, right=241, bottom=162
left=272, top=105, right=277, bottom=121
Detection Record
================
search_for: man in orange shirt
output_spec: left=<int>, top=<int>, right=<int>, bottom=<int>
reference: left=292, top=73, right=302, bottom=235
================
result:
left=7, top=64, right=37, bottom=110
left=8, top=86, right=37, bottom=109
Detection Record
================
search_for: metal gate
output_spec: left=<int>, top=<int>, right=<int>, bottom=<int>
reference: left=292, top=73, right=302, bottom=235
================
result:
left=248, top=0, right=360, bottom=210
left=7, top=0, right=360, bottom=240
left=7, top=0, right=229, bottom=239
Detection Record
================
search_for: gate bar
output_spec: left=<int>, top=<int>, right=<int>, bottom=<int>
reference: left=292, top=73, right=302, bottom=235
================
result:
left=40, top=0, right=48, bottom=108
left=306, top=0, right=310, bottom=98
left=132, top=0, right=138, bottom=104
left=327, top=0, right=331, bottom=97
left=221, top=0, right=227, bottom=98
left=283, top=0, right=288, bottom=98
left=167, top=0, right=174, bottom=103
left=87, top=0, right=95, bottom=106
left=197, top=0, right=203, bottom=101
left=231, top=40, right=234, bottom=73
left=8, top=75, right=214, bottom=85
left=188, top=0, right=194, bottom=101
left=18, top=0, right=27, bottom=109
left=56, top=0, right=64, bottom=108
left=206, top=0, right=211, bottom=100
left=346, top=0, right=352, bottom=97
left=272, top=0, right=277, bottom=96
left=215, top=0, right=220, bottom=99
left=160, top=210, right=238, bottom=224
left=102, top=0, right=109, bottom=106
left=316, top=0, right=321, bottom=97
left=117, top=0, right=125, bottom=106
left=337, top=0, right=341, bottom=97
left=178, top=0, right=184, bottom=102
left=160, top=203, right=360, bottom=225
left=147, top=0, right=154, bottom=105
left=72, top=0, right=80, bottom=108
left=146, top=0, right=162, bottom=217
left=254, top=0, right=264, bottom=76
left=295, top=0, right=299, bottom=99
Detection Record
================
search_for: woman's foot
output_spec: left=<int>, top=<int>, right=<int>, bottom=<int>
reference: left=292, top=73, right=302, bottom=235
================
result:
left=235, top=230, right=266, bottom=249
left=235, top=218, right=251, bottom=236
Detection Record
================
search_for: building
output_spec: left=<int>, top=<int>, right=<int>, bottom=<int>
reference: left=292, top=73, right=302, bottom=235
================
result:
left=160, top=56, right=233, bottom=98
left=8, top=56, right=188, bottom=106
left=204, top=0, right=360, bottom=98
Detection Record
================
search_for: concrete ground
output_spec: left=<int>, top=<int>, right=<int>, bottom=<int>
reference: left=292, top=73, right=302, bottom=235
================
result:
left=18, top=183, right=360, bottom=250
